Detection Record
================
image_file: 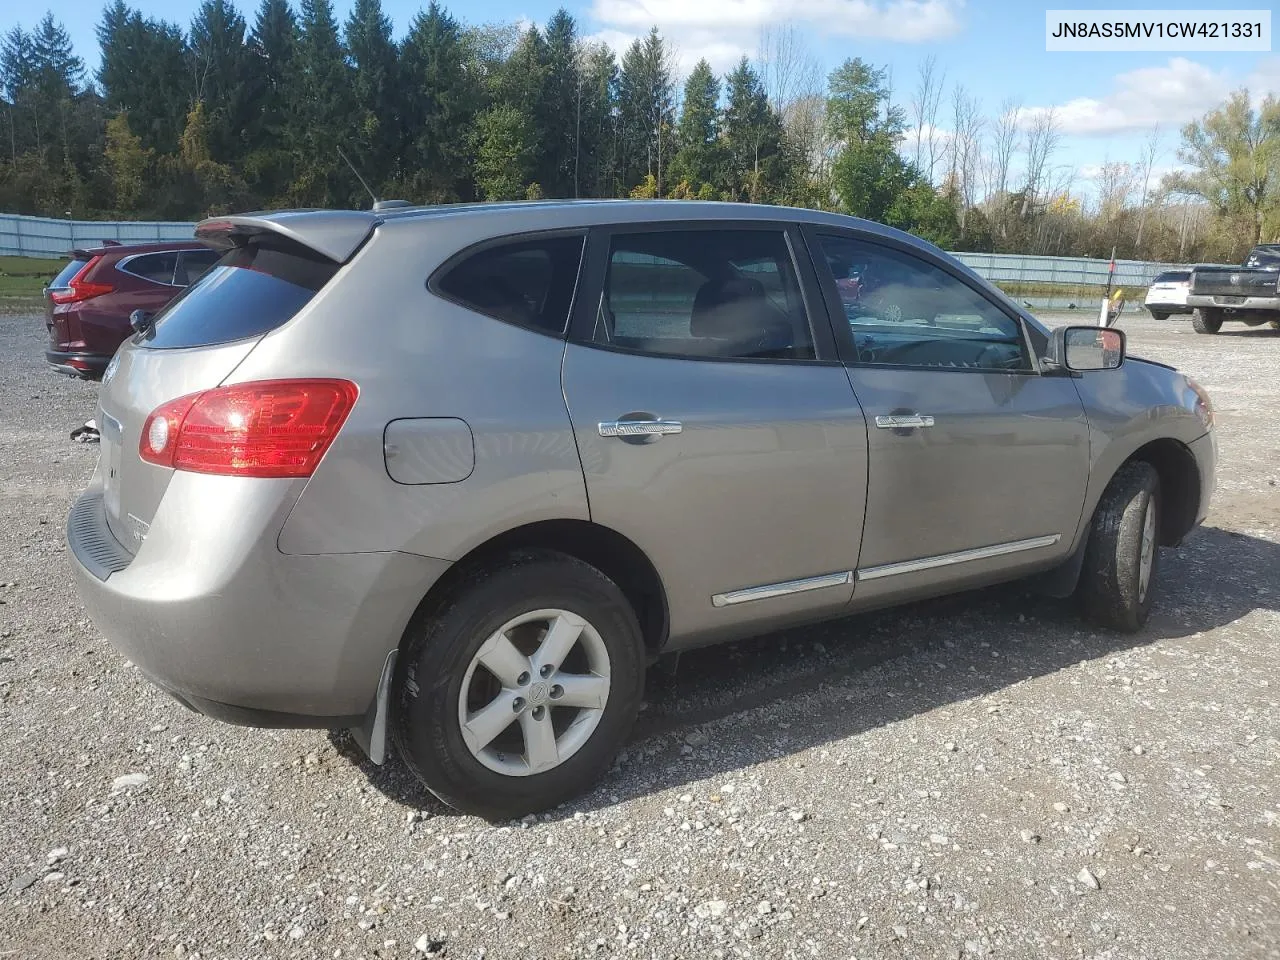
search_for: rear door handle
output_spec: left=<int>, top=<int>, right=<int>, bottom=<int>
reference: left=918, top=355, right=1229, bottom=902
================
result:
left=874, top=414, right=935, bottom=429
left=598, top=419, right=684, bottom=438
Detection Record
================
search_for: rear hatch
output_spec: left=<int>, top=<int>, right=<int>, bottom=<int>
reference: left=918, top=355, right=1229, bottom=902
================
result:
left=95, top=232, right=347, bottom=553
left=44, top=250, right=95, bottom=343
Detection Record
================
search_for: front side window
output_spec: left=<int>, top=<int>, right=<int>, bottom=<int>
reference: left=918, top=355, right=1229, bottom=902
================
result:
left=435, top=235, right=585, bottom=336
left=595, top=229, right=815, bottom=361
left=817, top=235, right=1030, bottom=371
left=121, top=252, right=179, bottom=285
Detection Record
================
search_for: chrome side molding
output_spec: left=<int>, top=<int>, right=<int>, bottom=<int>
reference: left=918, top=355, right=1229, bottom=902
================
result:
left=857, top=534, right=1062, bottom=581
left=711, top=570, right=854, bottom=608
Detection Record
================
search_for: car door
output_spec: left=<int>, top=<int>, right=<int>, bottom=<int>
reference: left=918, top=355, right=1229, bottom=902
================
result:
left=805, top=228, right=1090, bottom=606
left=561, top=222, right=868, bottom=649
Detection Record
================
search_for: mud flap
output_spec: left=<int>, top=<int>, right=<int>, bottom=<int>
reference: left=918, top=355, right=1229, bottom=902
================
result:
left=350, top=650, right=397, bottom=764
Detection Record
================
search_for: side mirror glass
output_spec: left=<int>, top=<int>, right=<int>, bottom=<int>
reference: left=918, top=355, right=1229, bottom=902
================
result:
left=1048, top=325, right=1125, bottom=372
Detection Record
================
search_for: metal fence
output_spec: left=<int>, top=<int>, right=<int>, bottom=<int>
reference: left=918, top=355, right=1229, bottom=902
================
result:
left=0, top=213, right=197, bottom=259
left=0, top=212, right=1188, bottom=294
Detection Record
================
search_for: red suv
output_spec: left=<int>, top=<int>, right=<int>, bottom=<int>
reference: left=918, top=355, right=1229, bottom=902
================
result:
left=44, top=240, right=220, bottom=378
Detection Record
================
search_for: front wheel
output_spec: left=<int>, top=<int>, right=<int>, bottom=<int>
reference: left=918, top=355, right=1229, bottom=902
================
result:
left=1076, top=461, right=1161, bottom=633
left=1191, top=308, right=1222, bottom=334
left=393, top=551, right=645, bottom=820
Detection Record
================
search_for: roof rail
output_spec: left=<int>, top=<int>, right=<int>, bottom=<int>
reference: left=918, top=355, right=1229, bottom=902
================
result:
left=372, top=199, right=415, bottom=211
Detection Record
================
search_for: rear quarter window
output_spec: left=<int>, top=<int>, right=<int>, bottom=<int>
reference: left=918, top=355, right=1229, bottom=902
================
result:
left=141, top=241, right=337, bottom=350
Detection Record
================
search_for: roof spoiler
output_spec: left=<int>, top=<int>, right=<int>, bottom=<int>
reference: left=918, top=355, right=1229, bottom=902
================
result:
left=195, top=210, right=379, bottom=263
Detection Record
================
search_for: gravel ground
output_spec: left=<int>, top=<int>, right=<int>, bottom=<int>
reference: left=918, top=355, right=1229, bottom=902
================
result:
left=2, top=307, right=1278, bottom=960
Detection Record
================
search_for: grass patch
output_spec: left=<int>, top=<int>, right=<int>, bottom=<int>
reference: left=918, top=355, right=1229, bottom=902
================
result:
left=0, top=255, right=58, bottom=300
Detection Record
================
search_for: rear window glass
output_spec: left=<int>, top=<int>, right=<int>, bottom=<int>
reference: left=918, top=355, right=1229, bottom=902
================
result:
left=141, top=241, right=338, bottom=350
left=50, top=258, right=88, bottom=289
left=1152, top=271, right=1189, bottom=283
left=434, top=235, right=585, bottom=336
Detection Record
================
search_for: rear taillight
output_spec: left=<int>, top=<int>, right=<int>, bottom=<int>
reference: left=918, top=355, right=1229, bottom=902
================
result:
left=139, top=379, right=358, bottom=478
left=48, top=256, right=113, bottom=304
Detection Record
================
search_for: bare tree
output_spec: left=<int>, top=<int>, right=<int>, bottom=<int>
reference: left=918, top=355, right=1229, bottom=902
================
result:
left=1020, top=106, right=1061, bottom=217
left=757, top=22, right=821, bottom=114
left=910, top=54, right=946, bottom=182
left=1095, top=160, right=1136, bottom=221
left=948, top=84, right=984, bottom=232
left=984, top=97, right=1020, bottom=201
left=1133, top=123, right=1161, bottom=254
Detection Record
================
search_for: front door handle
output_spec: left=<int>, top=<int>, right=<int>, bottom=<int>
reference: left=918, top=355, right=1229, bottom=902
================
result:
left=598, top=418, right=684, bottom=438
left=874, top=414, right=935, bottom=429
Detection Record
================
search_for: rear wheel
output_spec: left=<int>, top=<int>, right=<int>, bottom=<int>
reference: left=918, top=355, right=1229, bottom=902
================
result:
left=1148, top=310, right=1168, bottom=322
left=1076, top=461, right=1161, bottom=633
left=1191, top=308, right=1222, bottom=334
left=393, top=552, right=645, bottom=820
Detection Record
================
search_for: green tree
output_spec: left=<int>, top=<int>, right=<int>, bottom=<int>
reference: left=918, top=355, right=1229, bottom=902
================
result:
left=245, top=0, right=297, bottom=200
left=345, top=0, right=399, bottom=191
left=826, top=57, right=913, bottom=222
left=400, top=1, right=480, bottom=201
left=1176, top=89, right=1280, bottom=247
left=617, top=27, right=674, bottom=194
left=287, top=0, right=354, bottom=205
left=577, top=42, right=619, bottom=198
left=104, top=110, right=152, bottom=210
left=539, top=9, right=579, bottom=196
left=671, top=58, right=719, bottom=192
left=473, top=103, right=534, bottom=200
left=189, top=0, right=254, bottom=164
left=720, top=57, right=787, bottom=202
left=97, top=3, right=191, bottom=154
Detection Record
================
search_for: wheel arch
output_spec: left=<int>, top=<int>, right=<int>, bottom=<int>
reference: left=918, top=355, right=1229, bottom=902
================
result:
left=1123, top=437, right=1202, bottom=547
left=402, top=519, right=670, bottom=660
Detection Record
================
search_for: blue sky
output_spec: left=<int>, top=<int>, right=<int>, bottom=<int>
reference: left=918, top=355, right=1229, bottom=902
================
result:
left=12, top=0, right=1279, bottom=202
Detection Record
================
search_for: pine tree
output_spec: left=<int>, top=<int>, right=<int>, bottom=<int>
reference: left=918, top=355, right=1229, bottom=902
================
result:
left=31, top=14, right=84, bottom=99
left=345, top=0, right=398, bottom=191
left=400, top=1, right=480, bottom=201
left=189, top=0, right=253, bottom=164
left=577, top=42, right=618, bottom=197
left=97, top=4, right=191, bottom=154
left=671, top=59, right=719, bottom=193
left=472, top=103, right=534, bottom=200
left=288, top=0, right=353, bottom=204
left=539, top=9, right=579, bottom=197
left=617, top=28, right=673, bottom=194
left=720, top=57, right=785, bottom=202
left=244, top=0, right=296, bottom=202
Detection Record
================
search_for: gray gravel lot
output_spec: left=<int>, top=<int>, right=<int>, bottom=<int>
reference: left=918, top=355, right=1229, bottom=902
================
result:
left=1, top=307, right=1278, bottom=960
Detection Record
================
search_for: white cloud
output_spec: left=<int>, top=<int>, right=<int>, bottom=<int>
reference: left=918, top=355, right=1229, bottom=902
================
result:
left=588, top=0, right=964, bottom=73
left=1019, top=58, right=1238, bottom=136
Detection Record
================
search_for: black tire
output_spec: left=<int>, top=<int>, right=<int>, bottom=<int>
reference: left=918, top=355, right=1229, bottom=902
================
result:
left=392, top=551, right=645, bottom=820
left=1076, top=461, right=1161, bottom=633
left=1191, top=308, right=1222, bottom=334
left=1148, top=310, right=1168, bottom=322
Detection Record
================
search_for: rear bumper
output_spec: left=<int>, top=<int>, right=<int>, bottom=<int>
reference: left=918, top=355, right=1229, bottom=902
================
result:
left=1186, top=294, right=1280, bottom=312
left=45, top=350, right=111, bottom=379
left=67, top=476, right=450, bottom=723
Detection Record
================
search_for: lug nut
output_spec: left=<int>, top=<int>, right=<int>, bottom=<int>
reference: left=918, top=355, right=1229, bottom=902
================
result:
left=550, top=684, right=563, bottom=700
left=532, top=705, right=546, bottom=721
left=539, top=664, right=554, bottom=678
left=512, top=697, right=525, bottom=712
left=517, top=671, right=530, bottom=686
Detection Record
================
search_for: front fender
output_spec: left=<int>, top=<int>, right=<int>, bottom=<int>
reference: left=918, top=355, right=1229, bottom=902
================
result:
left=1069, top=358, right=1210, bottom=550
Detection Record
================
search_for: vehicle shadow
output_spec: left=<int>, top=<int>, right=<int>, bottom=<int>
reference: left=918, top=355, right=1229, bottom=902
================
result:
left=331, top=523, right=1280, bottom=820
left=1217, top=328, right=1280, bottom=338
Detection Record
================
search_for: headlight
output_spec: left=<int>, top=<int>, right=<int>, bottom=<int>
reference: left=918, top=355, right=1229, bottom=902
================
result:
left=1186, top=376, right=1214, bottom=429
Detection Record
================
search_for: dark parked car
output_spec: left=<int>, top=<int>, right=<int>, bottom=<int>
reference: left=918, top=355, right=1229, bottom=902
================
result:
left=44, top=240, right=219, bottom=378
left=1187, top=244, right=1280, bottom=333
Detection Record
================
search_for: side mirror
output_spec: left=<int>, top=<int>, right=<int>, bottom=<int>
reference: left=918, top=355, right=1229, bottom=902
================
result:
left=1044, top=325, right=1125, bottom=374
left=129, top=309, right=154, bottom=335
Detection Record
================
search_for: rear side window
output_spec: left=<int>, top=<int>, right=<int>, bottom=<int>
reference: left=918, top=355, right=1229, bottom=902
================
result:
left=121, top=252, right=179, bottom=285
left=142, top=241, right=337, bottom=350
left=434, top=235, right=585, bottom=336
left=176, top=249, right=220, bottom=286
left=50, top=258, right=88, bottom=289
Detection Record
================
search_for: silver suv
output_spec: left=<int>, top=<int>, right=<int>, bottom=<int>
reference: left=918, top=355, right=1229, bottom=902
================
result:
left=68, top=201, right=1217, bottom=819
